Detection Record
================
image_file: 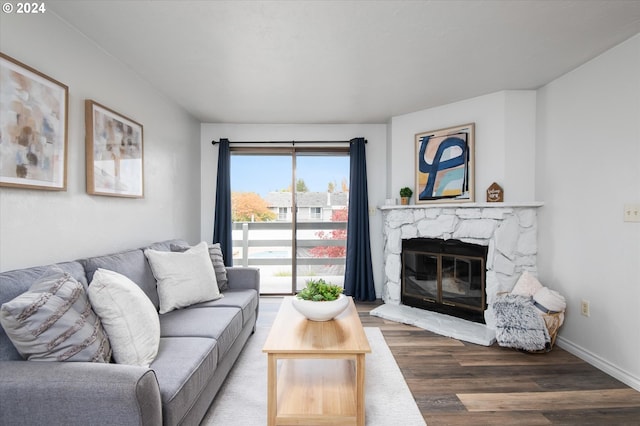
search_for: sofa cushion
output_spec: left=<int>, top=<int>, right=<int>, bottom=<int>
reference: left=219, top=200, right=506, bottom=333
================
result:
left=145, top=239, right=188, bottom=252
left=151, top=337, right=218, bottom=426
left=81, top=249, right=160, bottom=310
left=159, top=307, right=242, bottom=360
left=0, top=261, right=86, bottom=361
left=145, top=242, right=222, bottom=314
left=190, top=289, right=258, bottom=326
left=88, top=268, right=160, bottom=366
left=171, top=242, right=229, bottom=291
left=0, top=266, right=111, bottom=362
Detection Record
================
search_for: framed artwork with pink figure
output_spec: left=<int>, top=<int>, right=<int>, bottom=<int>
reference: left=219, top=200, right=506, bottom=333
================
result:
left=415, top=123, right=475, bottom=204
left=85, top=100, right=144, bottom=198
left=0, top=53, right=68, bottom=190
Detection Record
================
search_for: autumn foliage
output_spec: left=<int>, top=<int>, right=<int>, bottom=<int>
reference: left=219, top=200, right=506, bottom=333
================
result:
left=231, top=192, right=276, bottom=222
left=309, top=208, right=348, bottom=258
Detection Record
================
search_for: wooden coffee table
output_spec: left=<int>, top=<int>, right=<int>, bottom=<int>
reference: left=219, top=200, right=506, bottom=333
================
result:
left=262, top=296, right=371, bottom=426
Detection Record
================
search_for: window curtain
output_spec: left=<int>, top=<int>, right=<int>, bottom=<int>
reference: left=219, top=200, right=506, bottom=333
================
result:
left=213, top=138, right=233, bottom=266
left=344, top=138, right=375, bottom=301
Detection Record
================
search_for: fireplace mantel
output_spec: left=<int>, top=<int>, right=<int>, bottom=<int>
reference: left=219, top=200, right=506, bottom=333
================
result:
left=379, top=201, right=544, bottom=211
left=377, top=201, right=544, bottom=334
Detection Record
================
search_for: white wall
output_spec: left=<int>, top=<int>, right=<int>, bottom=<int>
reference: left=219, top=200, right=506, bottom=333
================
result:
left=0, top=12, right=201, bottom=271
left=536, top=34, right=640, bottom=389
left=200, top=124, right=387, bottom=296
left=389, top=90, right=537, bottom=202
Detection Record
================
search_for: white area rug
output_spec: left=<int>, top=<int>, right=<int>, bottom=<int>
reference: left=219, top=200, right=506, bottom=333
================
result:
left=370, top=303, right=496, bottom=346
left=202, top=326, right=426, bottom=425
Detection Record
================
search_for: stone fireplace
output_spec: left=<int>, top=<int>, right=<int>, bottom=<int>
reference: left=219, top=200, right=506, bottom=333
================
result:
left=373, top=202, right=543, bottom=344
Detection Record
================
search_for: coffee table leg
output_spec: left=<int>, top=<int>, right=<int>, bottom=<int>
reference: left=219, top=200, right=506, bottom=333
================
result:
left=356, top=354, right=365, bottom=426
left=267, top=354, right=277, bottom=426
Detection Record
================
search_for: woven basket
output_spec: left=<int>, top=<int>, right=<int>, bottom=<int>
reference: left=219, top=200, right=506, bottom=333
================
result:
left=542, top=311, right=563, bottom=349
left=521, top=310, right=564, bottom=354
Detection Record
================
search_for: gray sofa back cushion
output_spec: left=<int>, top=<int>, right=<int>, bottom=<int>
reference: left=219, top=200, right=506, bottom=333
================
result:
left=0, top=261, right=86, bottom=361
left=80, top=240, right=188, bottom=311
left=145, top=239, right=188, bottom=252
left=81, top=249, right=160, bottom=310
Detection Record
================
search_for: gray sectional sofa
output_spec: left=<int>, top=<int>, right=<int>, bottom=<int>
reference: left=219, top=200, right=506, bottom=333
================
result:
left=0, top=239, right=260, bottom=426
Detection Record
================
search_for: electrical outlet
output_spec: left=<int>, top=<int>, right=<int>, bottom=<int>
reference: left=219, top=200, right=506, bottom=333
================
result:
left=624, top=204, right=640, bottom=222
left=368, top=207, right=377, bottom=216
left=581, top=299, right=590, bottom=317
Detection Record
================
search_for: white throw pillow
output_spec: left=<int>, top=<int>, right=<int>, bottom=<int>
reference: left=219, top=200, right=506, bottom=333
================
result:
left=88, top=268, right=160, bottom=367
left=170, top=242, right=229, bottom=291
left=511, top=270, right=543, bottom=297
left=144, top=241, right=222, bottom=314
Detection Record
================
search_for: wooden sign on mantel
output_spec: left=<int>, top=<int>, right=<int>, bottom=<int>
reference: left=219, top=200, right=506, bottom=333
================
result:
left=486, top=182, right=504, bottom=202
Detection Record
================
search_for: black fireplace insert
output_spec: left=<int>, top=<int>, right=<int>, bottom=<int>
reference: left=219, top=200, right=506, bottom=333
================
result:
left=401, top=238, right=488, bottom=323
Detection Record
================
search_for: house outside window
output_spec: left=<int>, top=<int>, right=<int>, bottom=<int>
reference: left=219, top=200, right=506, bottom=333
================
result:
left=278, top=207, right=288, bottom=221
left=310, top=207, right=322, bottom=220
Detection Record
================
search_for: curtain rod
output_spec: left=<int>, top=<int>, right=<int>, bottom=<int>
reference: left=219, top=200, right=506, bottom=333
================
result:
left=211, top=139, right=365, bottom=145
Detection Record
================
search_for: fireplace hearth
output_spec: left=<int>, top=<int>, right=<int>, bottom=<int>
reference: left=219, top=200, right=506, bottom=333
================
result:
left=402, top=238, right=488, bottom=323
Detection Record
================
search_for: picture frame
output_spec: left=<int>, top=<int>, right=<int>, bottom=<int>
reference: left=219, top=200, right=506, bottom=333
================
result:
left=85, top=100, right=144, bottom=198
left=0, top=53, right=69, bottom=190
left=415, top=123, right=474, bottom=204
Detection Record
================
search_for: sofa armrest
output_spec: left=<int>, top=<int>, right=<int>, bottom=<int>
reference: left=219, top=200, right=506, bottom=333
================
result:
left=0, top=361, right=162, bottom=426
left=225, top=267, right=260, bottom=293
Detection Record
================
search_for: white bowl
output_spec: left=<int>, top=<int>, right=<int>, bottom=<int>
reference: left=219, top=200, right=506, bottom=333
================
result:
left=291, top=294, right=350, bottom=321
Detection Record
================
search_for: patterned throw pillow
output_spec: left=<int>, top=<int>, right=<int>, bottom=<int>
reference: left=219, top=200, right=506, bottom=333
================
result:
left=207, top=243, right=229, bottom=291
left=0, top=266, right=111, bottom=362
left=171, top=242, right=229, bottom=291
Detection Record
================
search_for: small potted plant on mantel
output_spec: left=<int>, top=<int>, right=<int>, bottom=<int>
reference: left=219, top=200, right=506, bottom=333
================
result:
left=399, top=187, right=413, bottom=205
left=291, top=278, right=349, bottom=321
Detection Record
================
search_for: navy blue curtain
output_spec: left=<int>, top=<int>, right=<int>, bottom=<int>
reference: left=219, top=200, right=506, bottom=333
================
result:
left=213, top=138, right=233, bottom=266
left=344, top=138, right=376, bottom=301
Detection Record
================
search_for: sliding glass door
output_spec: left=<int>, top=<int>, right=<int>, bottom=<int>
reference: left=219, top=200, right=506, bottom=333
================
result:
left=294, top=152, right=349, bottom=292
left=230, top=147, right=349, bottom=295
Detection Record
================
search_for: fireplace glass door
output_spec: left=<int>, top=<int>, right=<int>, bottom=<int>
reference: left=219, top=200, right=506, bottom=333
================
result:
left=441, top=255, right=484, bottom=306
left=402, top=244, right=486, bottom=323
left=406, top=253, right=438, bottom=301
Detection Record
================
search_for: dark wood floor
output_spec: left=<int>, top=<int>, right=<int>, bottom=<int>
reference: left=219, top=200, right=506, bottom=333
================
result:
left=259, top=297, right=640, bottom=425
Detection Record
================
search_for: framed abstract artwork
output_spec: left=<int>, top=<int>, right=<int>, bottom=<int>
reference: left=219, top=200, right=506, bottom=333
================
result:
left=0, top=53, right=68, bottom=190
left=85, top=100, right=144, bottom=198
left=415, top=123, right=475, bottom=204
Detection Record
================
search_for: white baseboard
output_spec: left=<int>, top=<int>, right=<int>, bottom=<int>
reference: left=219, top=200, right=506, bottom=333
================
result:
left=556, top=336, right=640, bottom=392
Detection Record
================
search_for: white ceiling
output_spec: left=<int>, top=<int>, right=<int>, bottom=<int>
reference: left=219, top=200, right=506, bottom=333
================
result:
left=49, top=0, right=640, bottom=124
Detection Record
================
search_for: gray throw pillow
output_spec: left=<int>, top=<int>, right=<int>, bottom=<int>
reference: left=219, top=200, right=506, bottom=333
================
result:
left=170, top=242, right=229, bottom=291
left=0, top=266, right=112, bottom=362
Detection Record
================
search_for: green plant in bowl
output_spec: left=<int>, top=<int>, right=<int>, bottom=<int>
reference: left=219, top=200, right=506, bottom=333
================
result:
left=296, top=278, right=343, bottom=301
